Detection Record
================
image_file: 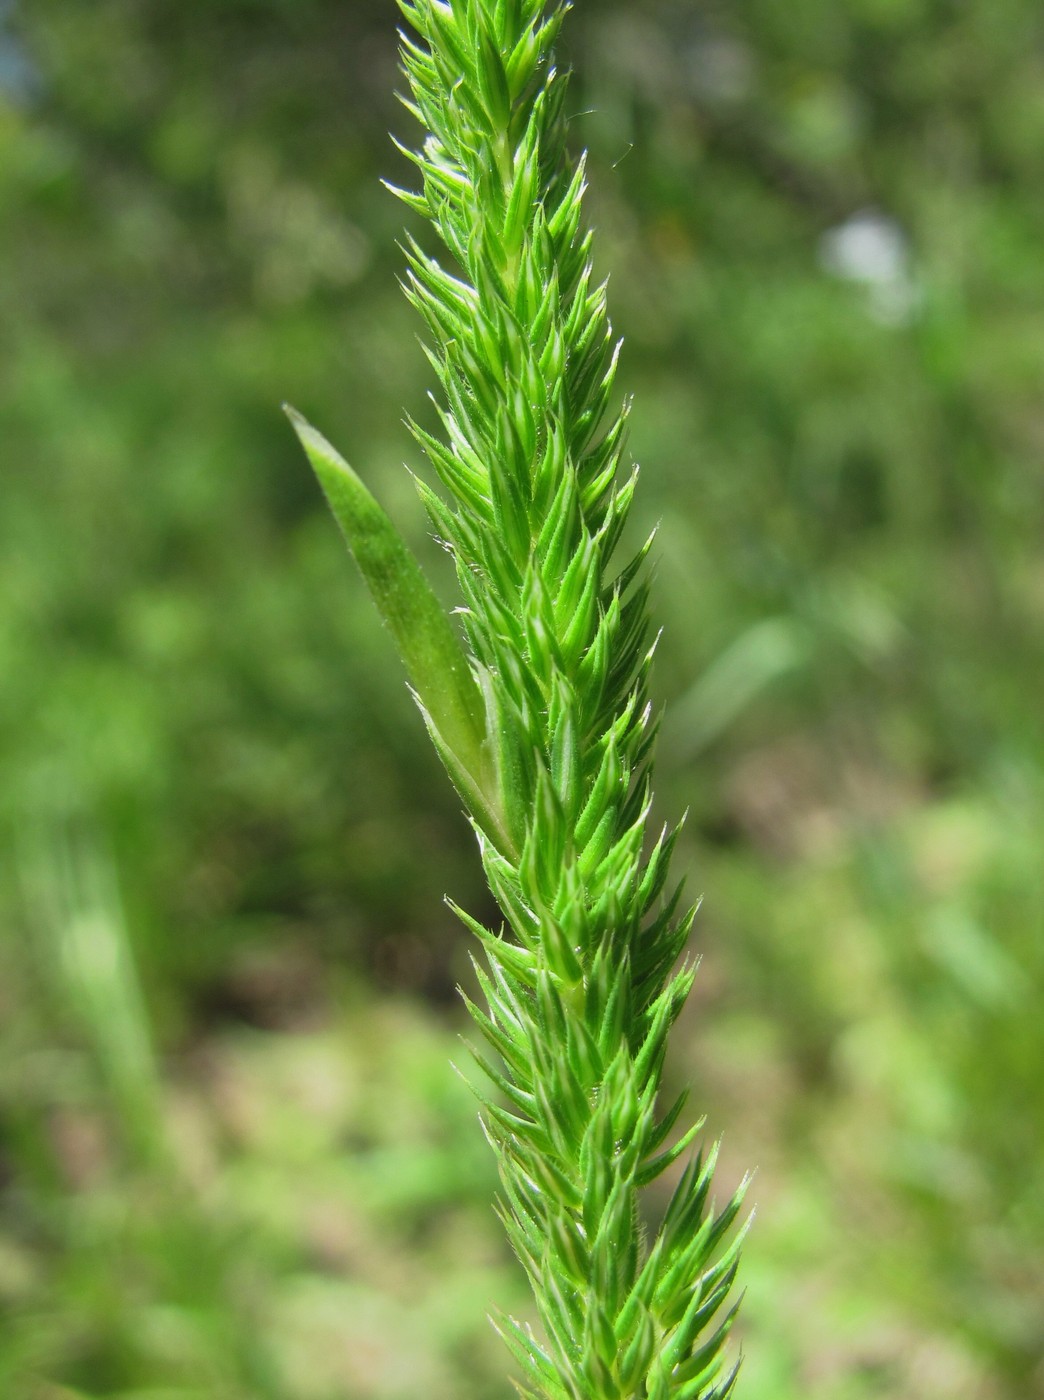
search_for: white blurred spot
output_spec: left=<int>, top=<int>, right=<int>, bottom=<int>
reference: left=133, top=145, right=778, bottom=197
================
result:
left=820, top=209, right=919, bottom=324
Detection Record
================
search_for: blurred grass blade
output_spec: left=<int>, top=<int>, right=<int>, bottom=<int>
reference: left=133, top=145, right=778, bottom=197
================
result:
left=669, top=617, right=813, bottom=760
left=286, top=406, right=502, bottom=838
left=21, top=823, right=171, bottom=1174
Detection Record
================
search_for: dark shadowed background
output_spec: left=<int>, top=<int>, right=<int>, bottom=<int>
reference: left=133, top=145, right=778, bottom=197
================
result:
left=2, top=1, right=1043, bottom=1396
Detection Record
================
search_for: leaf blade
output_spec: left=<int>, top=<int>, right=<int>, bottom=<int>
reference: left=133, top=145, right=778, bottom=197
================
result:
left=286, top=405, right=500, bottom=833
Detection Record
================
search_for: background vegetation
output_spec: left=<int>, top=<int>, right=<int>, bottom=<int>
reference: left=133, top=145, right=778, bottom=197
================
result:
left=2, top=1, right=1042, bottom=1397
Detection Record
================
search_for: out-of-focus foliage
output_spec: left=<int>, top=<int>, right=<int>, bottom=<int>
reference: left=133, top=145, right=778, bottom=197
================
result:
left=1, top=1, right=1041, bottom=1398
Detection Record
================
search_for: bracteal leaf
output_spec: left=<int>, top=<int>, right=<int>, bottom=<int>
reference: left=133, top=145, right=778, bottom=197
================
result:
left=285, top=406, right=500, bottom=837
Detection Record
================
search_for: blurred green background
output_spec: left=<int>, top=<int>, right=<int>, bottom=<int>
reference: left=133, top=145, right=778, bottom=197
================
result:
left=2, top=0, right=1042, bottom=1396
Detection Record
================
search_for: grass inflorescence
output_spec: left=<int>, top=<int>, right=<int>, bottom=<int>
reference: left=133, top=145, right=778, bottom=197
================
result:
left=289, top=3, right=749, bottom=1396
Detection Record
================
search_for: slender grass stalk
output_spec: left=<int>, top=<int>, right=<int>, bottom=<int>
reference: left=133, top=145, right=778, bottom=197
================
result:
left=20, top=825, right=171, bottom=1175
left=288, top=2, right=749, bottom=1396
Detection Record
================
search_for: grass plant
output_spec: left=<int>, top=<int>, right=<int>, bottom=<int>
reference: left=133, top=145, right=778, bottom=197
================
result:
left=288, top=2, right=748, bottom=1396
